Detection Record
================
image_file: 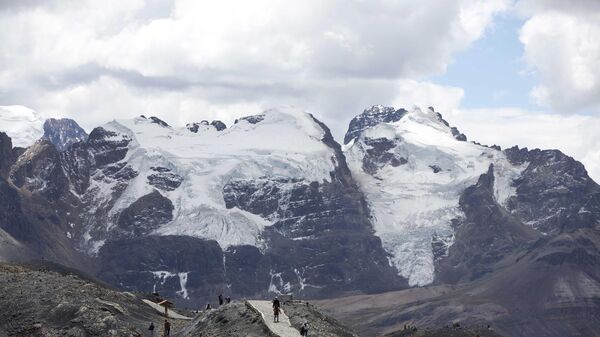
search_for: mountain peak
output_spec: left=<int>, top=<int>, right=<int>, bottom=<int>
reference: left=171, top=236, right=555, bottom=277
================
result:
left=343, top=105, right=407, bottom=144
left=43, top=118, right=88, bottom=152
left=344, top=105, right=467, bottom=145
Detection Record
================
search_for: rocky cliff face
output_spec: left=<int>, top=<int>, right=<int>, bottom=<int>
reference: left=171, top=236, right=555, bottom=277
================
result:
left=435, top=165, right=540, bottom=283
left=10, top=139, right=70, bottom=202
left=504, top=146, right=600, bottom=234
left=0, top=134, right=85, bottom=269
left=0, top=132, right=15, bottom=178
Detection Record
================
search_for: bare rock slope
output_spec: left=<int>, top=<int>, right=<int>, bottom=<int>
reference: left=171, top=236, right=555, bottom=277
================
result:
left=0, top=261, right=179, bottom=336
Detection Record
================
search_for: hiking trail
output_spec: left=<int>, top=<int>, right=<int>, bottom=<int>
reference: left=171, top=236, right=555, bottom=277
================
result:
left=247, top=300, right=300, bottom=337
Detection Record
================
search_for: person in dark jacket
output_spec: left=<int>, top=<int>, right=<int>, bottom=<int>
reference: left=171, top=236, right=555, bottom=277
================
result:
left=273, top=305, right=280, bottom=323
left=148, top=322, right=155, bottom=337
left=272, top=297, right=281, bottom=323
left=218, top=294, right=224, bottom=306
left=300, top=322, right=309, bottom=336
left=163, top=320, right=171, bottom=337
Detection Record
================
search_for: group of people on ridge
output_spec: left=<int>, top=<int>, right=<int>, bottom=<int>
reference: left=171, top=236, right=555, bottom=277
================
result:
left=205, top=293, right=231, bottom=310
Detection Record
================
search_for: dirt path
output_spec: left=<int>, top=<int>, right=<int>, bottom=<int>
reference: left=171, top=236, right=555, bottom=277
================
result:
left=247, top=300, right=300, bottom=337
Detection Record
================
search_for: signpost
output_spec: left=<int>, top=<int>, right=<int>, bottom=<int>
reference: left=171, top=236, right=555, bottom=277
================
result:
left=158, top=299, right=174, bottom=318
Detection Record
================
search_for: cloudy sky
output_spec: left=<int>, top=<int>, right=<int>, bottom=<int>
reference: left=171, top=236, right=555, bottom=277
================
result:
left=1, top=0, right=599, bottom=180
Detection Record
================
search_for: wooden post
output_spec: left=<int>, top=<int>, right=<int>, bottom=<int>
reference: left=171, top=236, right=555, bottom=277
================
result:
left=158, top=299, right=173, bottom=319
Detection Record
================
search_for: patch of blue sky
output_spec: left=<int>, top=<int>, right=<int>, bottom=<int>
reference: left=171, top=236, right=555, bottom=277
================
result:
left=431, top=14, right=537, bottom=110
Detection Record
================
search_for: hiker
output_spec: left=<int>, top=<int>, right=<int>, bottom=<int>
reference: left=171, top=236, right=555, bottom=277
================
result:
left=163, top=320, right=171, bottom=337
left=218, top=293, right=224, bottom=306
left=148, top=322, right=155, bottom=337
left=205, top=303, right=212, bottom=310
left=273, top=305, right=280, bottom=323
left=271, top=296, right=281, bottom=322
left=226, top=296, right=231, bottom=304
left=300, top=322, right=309, bottom=336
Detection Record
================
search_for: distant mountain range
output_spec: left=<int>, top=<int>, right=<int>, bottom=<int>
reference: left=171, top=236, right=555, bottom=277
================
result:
left=1, top=104, right=598, bottom=337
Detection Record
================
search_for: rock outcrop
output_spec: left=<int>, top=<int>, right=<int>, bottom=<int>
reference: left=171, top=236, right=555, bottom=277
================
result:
left=42, top=118, right=88, bottom=151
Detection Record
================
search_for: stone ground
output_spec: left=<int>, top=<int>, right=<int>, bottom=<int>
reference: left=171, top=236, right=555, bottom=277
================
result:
left=174, top=302, right=276, bottom=337
left=282, top=300, right=358, bottom=337
left=0, top=262, right=190, bottom=337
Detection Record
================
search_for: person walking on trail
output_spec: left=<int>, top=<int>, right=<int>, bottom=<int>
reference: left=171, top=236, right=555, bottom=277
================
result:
left=148, top=322, right=155, bottom=337
left=272, top=296, right=281, bottom=323
left=273, top=305, right=280, bottom=323
left=163, top=320, right=171, bottom=337
left=300, top=322, right=309, bottom=336
left=218, top=293, right=224, bottom=306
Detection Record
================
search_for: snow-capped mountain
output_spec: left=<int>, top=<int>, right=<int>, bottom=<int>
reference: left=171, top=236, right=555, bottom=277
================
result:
left=344, top=105, right=600, bottom=288
left=75, top=108, right=337, bottom=252
left=0, top=105, right=44, bottom=147
left=343, top=106, right=524, bottom=286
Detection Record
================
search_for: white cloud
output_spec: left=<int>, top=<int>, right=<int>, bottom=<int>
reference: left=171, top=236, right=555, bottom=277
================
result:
left=392, top=80, right=464, bottom=114
left=446, top=107, right=600, bottom=182
left=517, top=0, right=600, bottom=113
left=0, top=0, right=508, bottom=135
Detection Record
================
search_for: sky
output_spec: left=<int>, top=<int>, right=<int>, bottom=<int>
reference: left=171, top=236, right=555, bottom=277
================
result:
left=0, top=0, right=599, bottom=181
